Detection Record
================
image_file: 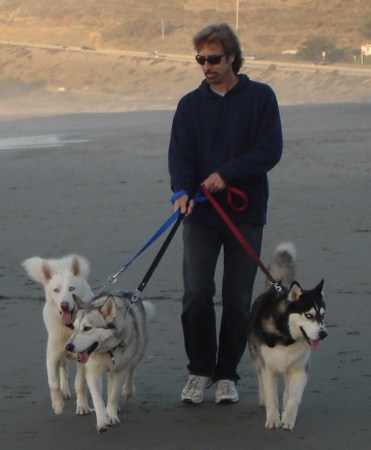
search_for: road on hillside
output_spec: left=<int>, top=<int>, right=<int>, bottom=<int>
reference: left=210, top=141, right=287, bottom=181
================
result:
left=1, top=39, right=371, bottom=78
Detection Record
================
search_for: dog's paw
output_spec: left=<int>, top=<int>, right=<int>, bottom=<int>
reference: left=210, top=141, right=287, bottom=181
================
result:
left=76, top=404, right=92, bottom=415
left=280, top=413, right=296, bottom=431
left=122, top=385, right=135, bottom=400
left=265, top=419, right=281, bottom=429
left=281, top=421, right=295, bottom=431
left=265, top=412, right=281, bottom=429
left=52, top=400, right=64, bottom=415
left=97, top=424, right=109, bottom=433
left=96, top=418, right=111, bottom=433
left=60, top=383, right=71, bottom=400
left=53, top=405, right=64, bottom=415
left=51, top=391, right=65, bottom=414
left=106, top=405, right=121, bottom=426
left=60, top=382, right=71, bottom=400
left=109, top=414, right=121, bottom=426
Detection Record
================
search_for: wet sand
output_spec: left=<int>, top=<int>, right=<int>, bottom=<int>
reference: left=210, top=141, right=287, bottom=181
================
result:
left=0, top=104, right=370, bottom=449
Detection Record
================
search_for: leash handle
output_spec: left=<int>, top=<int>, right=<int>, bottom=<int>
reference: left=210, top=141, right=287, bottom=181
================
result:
left=194, top=186, right=249, bottom=212
left=202, top=186, right=276, bottom=284
left=226, top=186, right=249, bottom=212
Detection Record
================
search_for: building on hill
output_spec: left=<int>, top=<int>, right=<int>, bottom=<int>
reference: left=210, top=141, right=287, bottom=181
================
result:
left=361, top=44, right=371, bottom=64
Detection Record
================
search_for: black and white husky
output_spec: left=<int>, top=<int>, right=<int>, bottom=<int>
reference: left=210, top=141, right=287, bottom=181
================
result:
left=248, top=243, right=327, bottom=430
left=65, top=292, right=154, bottom=433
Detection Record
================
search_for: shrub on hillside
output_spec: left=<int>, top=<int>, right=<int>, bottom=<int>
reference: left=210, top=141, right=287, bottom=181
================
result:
left=361, top=15, right=371, bottom=40
left=0, top=76, right=46, bottom=98
left=298, top=36, right=347, bottom=62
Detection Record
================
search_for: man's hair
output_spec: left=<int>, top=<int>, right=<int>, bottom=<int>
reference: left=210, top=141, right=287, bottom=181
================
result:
left=193, top=22, right=244, bottom=74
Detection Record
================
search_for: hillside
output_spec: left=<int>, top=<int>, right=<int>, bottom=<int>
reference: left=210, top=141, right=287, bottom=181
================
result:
left=1, top=0, right=370, bottom=58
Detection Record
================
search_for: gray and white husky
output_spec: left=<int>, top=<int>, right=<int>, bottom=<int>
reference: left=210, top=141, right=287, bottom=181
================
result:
left=22, top=255, right=94, bottom=415
left=65, top=292, right=154, bottom=433
left=248, top=243, right=327, bottom=430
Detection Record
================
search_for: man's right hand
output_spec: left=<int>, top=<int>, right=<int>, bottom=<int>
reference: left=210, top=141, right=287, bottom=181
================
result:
left=173, top=194, right=194, bottom=216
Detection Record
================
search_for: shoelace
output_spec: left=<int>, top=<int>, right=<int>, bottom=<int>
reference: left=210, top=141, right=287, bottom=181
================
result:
left=218, top=380, right=234, bottom=395
left=188, top=376, right=205, bottom=389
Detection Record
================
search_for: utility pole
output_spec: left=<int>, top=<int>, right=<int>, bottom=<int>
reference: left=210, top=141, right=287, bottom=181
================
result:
left=236, top=0, right=239, bottom=30
left=161, top=18, right=165, bottom=40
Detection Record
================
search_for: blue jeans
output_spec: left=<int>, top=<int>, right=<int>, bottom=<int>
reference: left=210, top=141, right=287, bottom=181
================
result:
left=182, top=222, right=263, bottom=382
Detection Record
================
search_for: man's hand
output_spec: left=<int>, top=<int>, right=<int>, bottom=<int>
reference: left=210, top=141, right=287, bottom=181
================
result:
left=202, top=172, right=226, bottom=193
left=173, top=194, right=195, bottom=217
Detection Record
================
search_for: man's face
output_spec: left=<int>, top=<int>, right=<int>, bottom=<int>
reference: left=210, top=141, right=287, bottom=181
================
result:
left=196, top=41, right=235, bottom=88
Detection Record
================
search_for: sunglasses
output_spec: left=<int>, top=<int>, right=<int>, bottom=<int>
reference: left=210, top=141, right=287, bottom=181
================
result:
left=195, top=54, right=225, bottom=65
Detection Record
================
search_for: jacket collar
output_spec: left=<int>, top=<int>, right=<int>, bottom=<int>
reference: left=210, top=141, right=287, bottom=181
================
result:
left=199, top=74, right=250, bottom=97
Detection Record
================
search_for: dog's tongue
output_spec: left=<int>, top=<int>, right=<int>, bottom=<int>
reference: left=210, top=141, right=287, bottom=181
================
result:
left=310, top=340, right=320, bottom=351
left=77, top=352, right=90, bottom=364
left=61, top=311, right=73, bottom=326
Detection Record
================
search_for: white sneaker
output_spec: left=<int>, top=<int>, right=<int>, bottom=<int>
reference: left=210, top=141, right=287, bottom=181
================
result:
left=181, top=375, right=211, bottom=404
left=215, top=379, right=239, bottom=404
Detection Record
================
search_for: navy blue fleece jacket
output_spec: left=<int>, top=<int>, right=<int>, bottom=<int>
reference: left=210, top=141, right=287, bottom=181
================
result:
left=168, top=74, right=283, bottom=226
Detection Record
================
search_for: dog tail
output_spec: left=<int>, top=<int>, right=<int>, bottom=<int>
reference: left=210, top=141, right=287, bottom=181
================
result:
left=143, top=301, right=155, bottom=322
left=267, top=242, right=296, bottom=289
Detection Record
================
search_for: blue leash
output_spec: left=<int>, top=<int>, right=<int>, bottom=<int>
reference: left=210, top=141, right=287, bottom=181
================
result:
left=107, top=209, right=182, bottom=285
left=93, top=190, right=209, bottom=296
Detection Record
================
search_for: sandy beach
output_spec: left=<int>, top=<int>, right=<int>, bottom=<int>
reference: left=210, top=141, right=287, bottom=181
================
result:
left=1, top=102, right=370, bottom=449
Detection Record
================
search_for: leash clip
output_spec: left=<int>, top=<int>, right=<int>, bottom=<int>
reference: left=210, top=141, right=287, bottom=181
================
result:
left=108, top=269, right=124, bottom=284
left=271, top=281, right=283, bottom=292
left=124, top=290, right=141, bottom=318
left=129, top=290, right=141, bottom=304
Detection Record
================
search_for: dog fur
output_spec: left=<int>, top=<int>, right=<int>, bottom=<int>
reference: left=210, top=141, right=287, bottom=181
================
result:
left=65, top=292, right=154, bottom=432
left=248, top=243, right=327, bottom=430
left=22, top=254, right=93, bottom=415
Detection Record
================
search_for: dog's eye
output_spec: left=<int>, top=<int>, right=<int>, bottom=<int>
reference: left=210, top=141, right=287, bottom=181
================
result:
left=305, top=313, right=313, bottom=319
left=69, top=286, right=75, bottom=292
left=53, top=288, right=60, bottom=293
left=83, top=326, right=92, bottom=332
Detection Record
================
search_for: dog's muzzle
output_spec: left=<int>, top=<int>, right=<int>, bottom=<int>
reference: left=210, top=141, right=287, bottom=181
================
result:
left=300, top=327, right=327, bottom=350
left=60, top=301, right=75, bottom=327
left=65, top=342, right=99, bottom=364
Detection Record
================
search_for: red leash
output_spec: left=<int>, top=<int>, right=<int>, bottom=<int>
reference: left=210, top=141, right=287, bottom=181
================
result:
left=202, top=186, right=277, bottom=285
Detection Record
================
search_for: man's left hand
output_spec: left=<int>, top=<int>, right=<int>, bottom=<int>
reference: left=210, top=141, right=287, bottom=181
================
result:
left=202, top=172, right=226, bottom=193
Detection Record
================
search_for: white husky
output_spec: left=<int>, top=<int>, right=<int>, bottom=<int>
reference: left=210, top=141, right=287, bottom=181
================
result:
left=65, top=292, right=154, bottom=432
left=22, top=254, right=94, bottom=415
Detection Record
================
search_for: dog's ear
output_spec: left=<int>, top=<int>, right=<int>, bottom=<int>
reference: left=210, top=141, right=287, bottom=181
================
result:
left=70, top=255, right=90, bottom=278
left=100, top=296, right=117, bottom=321
left=42, top=262, right=54, bottom=282
left=288, top=281, right=303, bottom=302
left=22, top=257, right=54, bottom=284
left=315, top=279, right=325, bottom=295
left=73, top=294, right=87, bottom=310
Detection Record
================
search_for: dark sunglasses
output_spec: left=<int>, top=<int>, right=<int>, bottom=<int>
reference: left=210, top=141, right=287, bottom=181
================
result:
left=195, top=54, right=224, bottom=65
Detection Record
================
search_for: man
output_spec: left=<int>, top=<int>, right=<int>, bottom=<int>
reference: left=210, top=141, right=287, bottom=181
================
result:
left=168, top=23, right=282, bottom=404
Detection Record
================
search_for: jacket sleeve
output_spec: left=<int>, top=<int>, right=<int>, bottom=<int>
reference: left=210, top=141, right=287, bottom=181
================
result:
left=218, top=87, right=283, bottom=184
left=168, top=96, right=198, bottom=195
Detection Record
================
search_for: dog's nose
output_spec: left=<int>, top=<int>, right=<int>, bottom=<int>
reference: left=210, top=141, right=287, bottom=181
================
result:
left=65, top=343, right=74, bottom=352
left=319, top=330, right=328, bottom=340
left=61, top=301, right=70, bottom=312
